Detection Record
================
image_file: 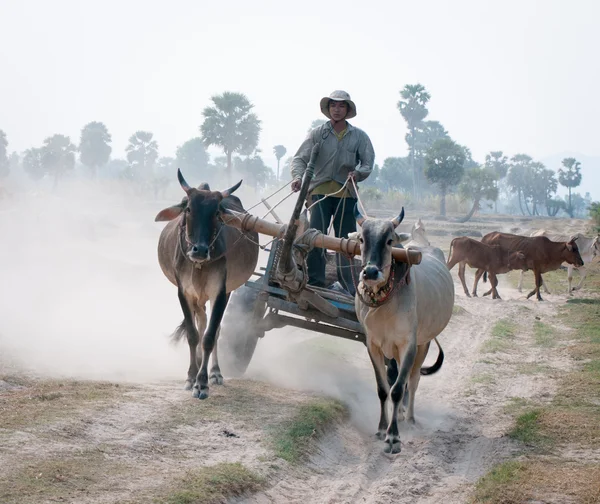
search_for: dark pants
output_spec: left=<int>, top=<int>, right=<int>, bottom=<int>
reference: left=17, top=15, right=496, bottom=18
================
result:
left=307, top=195, right=357, bottom=296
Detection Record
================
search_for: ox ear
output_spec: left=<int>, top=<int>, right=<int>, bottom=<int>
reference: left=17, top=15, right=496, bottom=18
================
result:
left=177, top=169, right=192, bottom=194
left=391, top=207, right=405, bottom=228
left=395, top=232, right=411, bottom=244
left=197, top=182, right=210, bottom=190
left=155, top=202, right=185, bottom=222
left=354, top=203, right=365, bottom=226
left=221, top=180, right=243, bottom=198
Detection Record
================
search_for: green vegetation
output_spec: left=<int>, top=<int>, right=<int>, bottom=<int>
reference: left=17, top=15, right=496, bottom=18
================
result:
left=481, top=319, right=517, bottom=353
left=159, top=463, right=265, bottom=504
left=271, top=399, right=347, bottom=463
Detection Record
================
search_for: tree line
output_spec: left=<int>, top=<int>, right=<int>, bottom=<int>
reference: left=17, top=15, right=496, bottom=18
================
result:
left=0, top=86, right=590, bottom=218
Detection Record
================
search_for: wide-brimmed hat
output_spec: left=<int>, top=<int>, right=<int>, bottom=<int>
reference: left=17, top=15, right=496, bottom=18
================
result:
left=319, top=90, right=357, bottom=119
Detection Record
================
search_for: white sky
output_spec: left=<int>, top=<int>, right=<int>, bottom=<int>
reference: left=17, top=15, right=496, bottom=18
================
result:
left=1, top=0, right=599, bottom=180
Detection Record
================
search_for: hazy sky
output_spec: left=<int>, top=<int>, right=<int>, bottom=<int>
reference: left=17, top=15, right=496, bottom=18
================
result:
left=1, top=0, right=599, bottom=180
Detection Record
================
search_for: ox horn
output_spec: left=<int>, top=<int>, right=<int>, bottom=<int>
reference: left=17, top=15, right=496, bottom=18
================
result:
left=177, top=169, right=192, bottom=194
left=391, top=207, right=405, bottom=227
left=221, top=180, right=243, bottom=198
left=354, top=203, right=365, bottom=226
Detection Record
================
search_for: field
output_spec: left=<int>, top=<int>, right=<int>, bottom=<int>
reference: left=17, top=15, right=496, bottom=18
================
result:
left=1, top=183, right=599, bottom=504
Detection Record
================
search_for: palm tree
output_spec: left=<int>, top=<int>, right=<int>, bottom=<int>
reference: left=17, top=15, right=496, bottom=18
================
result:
left=397, top=84, right=431, bottom=199
left=273, top=145, right=287, bottom=181
left=125, top=131, right=159, bottom=179
left=79, top=121, right=112, bottom=177
left=308, top=119, right=327, bottom=132
left=200, top=92, right=261, bottom=182
left=558, top=157, right=582, bottom=217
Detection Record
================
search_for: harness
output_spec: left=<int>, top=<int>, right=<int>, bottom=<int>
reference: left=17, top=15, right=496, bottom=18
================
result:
left=355, top=261, right=411, bottom=308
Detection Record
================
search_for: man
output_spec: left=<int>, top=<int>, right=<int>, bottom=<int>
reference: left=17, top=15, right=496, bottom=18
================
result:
left=291, top=90, right=375, bottom=296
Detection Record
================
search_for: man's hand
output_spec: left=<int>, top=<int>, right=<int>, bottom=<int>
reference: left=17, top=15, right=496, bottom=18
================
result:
left=291, top=178, right=302, bottom=192
left=347, top=171, right=357, bottom=182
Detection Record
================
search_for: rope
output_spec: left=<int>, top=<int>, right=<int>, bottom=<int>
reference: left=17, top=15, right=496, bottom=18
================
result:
left=350, top=177, right=368, bottom=217
left=245, top=179, right=293, bottom=213
left=305, top=180, right=350, bottom=212
left=260, top=190, right=296, bottom=220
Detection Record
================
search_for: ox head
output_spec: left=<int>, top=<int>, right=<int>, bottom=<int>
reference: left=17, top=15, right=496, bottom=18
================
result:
left=154, top=169, right=242, bottom=263
left=349, top=205, right=409, bottom=289
left=410, top=218, right=430, bottom=246
left=565, top=238, right=585, bottom=268
left=508, top=251, right=529, bottom=271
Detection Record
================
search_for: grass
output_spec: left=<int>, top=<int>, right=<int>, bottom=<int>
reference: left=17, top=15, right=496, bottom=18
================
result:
left=0, top=451, right=126, bottom=504
left=0, top=375, right=132, bottom=430
left=507, top=410, right=547, bottom=447
left=470, top=373, right=495, bottom=385
left=481, top=319, right=517, bottom=353
left=270, top=398, right=347, bottom=464
left=532, top=320, right=556, bottom=347
left=472, top=262, right=600, bottom=503
left=157, top=463, right=266, bottom=504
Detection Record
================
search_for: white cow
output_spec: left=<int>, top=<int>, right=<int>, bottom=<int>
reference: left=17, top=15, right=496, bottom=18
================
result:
left=517, top=230, right=600, bottom=294
left=352, top=207, right=454, bottom=454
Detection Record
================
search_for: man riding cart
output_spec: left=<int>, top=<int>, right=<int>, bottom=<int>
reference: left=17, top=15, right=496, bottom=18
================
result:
left=291, top=90, right=375, bottom=296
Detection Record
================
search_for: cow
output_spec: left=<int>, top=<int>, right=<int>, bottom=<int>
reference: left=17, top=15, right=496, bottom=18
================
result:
left=154, top=170, right=259, bottom=399
left=446, top=236, right=529, bottom=299
left=517, top=230, right=600, bottom=295
left=408, top=218, right=430, bottom=247
left=351, top=206, right=454, bottom=454
left=478, top=232, right=584, bottom=301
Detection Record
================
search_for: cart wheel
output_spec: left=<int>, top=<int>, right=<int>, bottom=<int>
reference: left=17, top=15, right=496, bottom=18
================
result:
left=219, top=283, right=267, bottom=377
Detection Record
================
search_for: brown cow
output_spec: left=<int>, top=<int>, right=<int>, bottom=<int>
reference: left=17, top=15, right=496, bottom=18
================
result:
left=155, top=170, right=259, bottom=399
left=477, top=232, right=584, bottom=301
left=446, top=236, right=528, bottom=299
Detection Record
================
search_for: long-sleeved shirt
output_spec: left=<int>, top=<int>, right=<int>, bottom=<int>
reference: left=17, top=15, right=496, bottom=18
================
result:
left=291, top=121, right=375, bottom=198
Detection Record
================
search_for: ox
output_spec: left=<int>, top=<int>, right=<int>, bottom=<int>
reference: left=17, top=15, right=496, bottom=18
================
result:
left=155, top=170, right=259, bottom=399
left=478, top=232, right=583, bottom=301
left=408, top=218, right=430, bottom=247
left=518, top=230, right=600, bottom=295
left=446, top=236, right=528, bottom=299
left=352, top=207, right=454, bottom=454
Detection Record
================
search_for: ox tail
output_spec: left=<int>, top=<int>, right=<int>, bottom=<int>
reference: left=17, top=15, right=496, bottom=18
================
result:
left=420, top=338, right=444, bottom=376
left=483, top=271, right=488, bottom=283
left=170, top=285, right=199, bottom=346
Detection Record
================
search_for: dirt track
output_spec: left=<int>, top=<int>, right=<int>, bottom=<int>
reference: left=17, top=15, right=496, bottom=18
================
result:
left=0, top=187, right=593, bottom=503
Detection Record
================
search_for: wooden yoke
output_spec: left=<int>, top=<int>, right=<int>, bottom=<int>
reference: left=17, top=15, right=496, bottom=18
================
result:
left=221, top=211, right=423, bottom=266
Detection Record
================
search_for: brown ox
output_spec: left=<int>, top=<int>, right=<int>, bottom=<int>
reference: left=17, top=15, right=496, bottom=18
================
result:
left=446, top=236, right=528, bottom=299
left=155, top=170, right=259, bottom=399
left=477, top=232, right=584, bottom=301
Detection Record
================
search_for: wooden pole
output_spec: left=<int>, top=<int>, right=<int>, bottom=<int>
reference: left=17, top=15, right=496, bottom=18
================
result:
left=222, top=211, right=422, bottom=265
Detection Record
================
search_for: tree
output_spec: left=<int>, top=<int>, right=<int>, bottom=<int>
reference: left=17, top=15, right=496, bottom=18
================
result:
left=397, top=83, right=431, bottom=199
left=200, top=91, right=261, bottom=181
left=125, top=131, right=158, bottom=179
left=378, top=157, right=413, bottom=193
left=424, top=138, right=466, bottom=216
left=558, top=157, right=582, bottom=217
left=308, top=119, right=327, bottom=132
left=41, top=134, right=77, bottom=187
left=0, top=130, right=9, bottom=178
left=272, top=145, right=287, bottom=181
left=484, top=151, right=509, bottom=212
left=506, top=154, right=534, bottom=215
left=233, top=154, right=273, bottom=191
left=79, top=121, right=112, bottom=177
left=176, top=137, right=209, bottom=183
left=23, top=148, right=45, bottom=180
left=530, top=162, right=557, bottom=216
left=458, top=167, right=498, bottom=222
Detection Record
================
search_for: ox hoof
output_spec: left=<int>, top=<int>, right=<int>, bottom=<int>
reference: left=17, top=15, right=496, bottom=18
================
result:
left=406, top=417, right=416, bottom=426
left=384, top=437, right=401, bottom=454
left=192, top=385, right=209, bottom=400
left=209, top=372, right=224, bottom=386
left=184, top=380, right=193, bottom=391
left=375, top=430, right=386, bottom=440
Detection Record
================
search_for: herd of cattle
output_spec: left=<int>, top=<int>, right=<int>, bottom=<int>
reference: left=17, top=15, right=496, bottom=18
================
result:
left=154, top=174, right=599, bottom=454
